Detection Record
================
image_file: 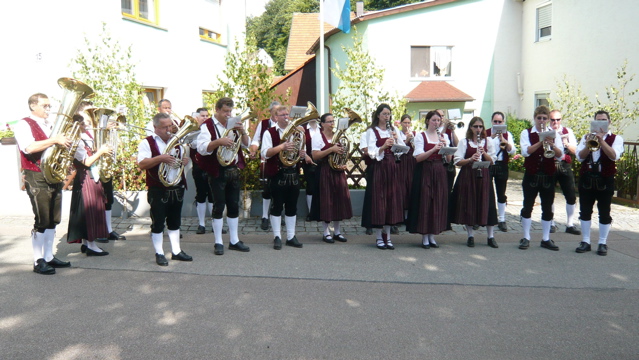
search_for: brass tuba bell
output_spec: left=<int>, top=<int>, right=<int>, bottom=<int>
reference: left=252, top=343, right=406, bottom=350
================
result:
left=217, top=109, right=256, bottom=167
left=40, top=78, right=95, bottom=184
left=328, top=108, right=362, bottom=170
left=85, top=107, right=125, bottom=183
left=158, top=115, right=200, bottom=187
left=278, top=102, right=319, bottom=167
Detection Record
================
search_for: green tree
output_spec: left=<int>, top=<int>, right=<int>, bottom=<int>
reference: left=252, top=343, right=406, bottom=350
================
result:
left=330, top=28, right=407, bottom=137
left=362, top=0, right=421, bottom=11
left=69, top=23, right=155, bottom=192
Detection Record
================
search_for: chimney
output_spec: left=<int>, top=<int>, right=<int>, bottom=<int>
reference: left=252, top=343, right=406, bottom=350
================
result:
left=356, top=1, right=364, bottom=17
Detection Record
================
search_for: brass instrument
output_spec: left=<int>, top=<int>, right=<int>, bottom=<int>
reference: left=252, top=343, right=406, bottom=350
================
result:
left=493, top=125, right=508, bottom=149
left=158, top=115, right=200, bottom=187
left=85, top=107, right=126, bottom=183
left=328, top=108, right=362, bottom=170
left=447, top=120, right=465, bottom=130
left=586, top=134, right=600, bottom=152
left=40, top=78, right=95, bottom=184
left=217, top=109, right=256, bottom=167
left=541, top=122, right=556, bottom=158
left=279, top=102, right=319, bottom=167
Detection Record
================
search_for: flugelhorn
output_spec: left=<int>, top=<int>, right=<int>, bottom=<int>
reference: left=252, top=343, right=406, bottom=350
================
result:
left=158, top=115, right=200, bottom=187
left=328, top=108, right=362, bottom=170
left=279, top=102, right=319, bottom=167
left=217, top=109, right=256, bottom=167
left=40, top=78, right=95, bottom=184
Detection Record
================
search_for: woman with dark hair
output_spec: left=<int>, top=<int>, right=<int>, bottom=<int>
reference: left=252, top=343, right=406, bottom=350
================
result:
left=309, top=113, right=353, bottom=242
left=363, top=104, right=405, bottom=249
left=406, top=111, right=449, bottom=248
left=397, top=114, right=416, bottom=220
left=449, top=116, right=499, bottom=248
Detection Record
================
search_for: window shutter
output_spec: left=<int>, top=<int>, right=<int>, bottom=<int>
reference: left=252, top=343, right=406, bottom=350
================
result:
left=537, top=5, right=552, bottom=31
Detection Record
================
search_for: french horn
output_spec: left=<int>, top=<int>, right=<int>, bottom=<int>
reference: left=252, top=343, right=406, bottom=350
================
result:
left=328, top=108, right=362, bottom=170
left=279, top=102, right=319, bottom=167
left=158, top=115, right=200, bottom=187
left=217, top=109, right=256, bottom=167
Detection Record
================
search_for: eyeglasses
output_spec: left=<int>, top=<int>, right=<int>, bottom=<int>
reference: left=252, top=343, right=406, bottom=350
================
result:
left=277, top=113, right=289, bottom=117
left=550, top=118, right=561, bottom=122
left=492, top=120, right=503, bottom=124
left=40, top=104, right=52, bottom=109
left=472, top=125, right=483, bottom=129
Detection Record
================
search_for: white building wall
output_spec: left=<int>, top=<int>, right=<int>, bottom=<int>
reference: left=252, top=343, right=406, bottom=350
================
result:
left=520, top=0, right=639, bottom=140
left=1, top=0, right=246, bottom=125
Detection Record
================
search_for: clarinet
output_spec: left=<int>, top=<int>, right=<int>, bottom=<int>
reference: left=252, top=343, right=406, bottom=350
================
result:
left=476, top=131, right=483, bottom=178
left=388, top=120, right=402, bottom=163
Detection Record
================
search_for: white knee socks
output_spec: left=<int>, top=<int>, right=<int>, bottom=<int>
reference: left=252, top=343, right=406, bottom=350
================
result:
left=105, top=210, right=113, bottom=233
left=522, top=217, right=532, bottom=240
left=599, top=223, right=611, bottom=245
left=32, top=231, right=44, bottom=263
left=152, top=232, right=164, bottom=255
left=581, top=220, right=591, bottom=244
left=212, top=218, right=224, bottom=245
left=228, top=217, right=239, bottom=245
left=262, top=199, right=271, bottom=219
left=498, top=202, right=506, bottom=222
left=285, top=216, right=296, bottom=240
left=43, top=228, right=56, bottom=262
left=196, top=202, right=207, bottom=227
left=168, top=229, right=181, bottom=255
left=270, top=215, right=281, bottom=238
left=566, top=204, right=576, bottom=227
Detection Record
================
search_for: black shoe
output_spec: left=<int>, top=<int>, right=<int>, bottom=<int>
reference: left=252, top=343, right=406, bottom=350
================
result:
left=565, top=226, right=581, bottom=235
left=323, top=235, right=334, bottom=243
left=421, top=243, right=430, bottom=249
left=487, top=237, right=499, bottom=248
left=229, top=241, right=250, bottom=252
left=385, top=240, right=395, bottom=250
left=47, top=257, right=71, bottom=268
left=222, top=228, right=228, bottom=234
left=376, top=239, right=386, bottom=250
left=286, top=236, right=303, bottom=248
left=196, top=225, right=205, bottom=234
left=273, top=236, right=282, bottom=250
left=33, top=258, right=55, bottom=275
left=180, top=233, right=183, bottom=239
left=576, top=242, right=591, bottom=253
left=108, top=231, right=126, bottom=240
left=390, top=226, right=399, bottom=235
left=467, top=237, right=475, bottom=247
left=472, top=225, right=480, bottom=231
left=365, top=228, right=373, bottom=235
left=155, top=254, right=168, bottom=266
left=214, top=244, right=224, bottom=255
left=172, top=251, right=193, bottom=261
left=86, top=248, right=109, bottom=256
left=261, top=218, right=270, bottom=231
left=306, top=214, right=311, bottom=222
left=334, top=234, right=347, bottom=242
left=540, top=239, right=559, bottom=251
left=429, top=241, right=439, bottom=249
left=95, top=238, right=109, bottom=243
left=80, top=244, right=87, bottom=254
left=498, top=222, right=507, bottom=232
left=549, top=225, right=557, bottom=233
left=597, top=244, right=608, bottom=256
left=519, top=238, right=530, bottom=250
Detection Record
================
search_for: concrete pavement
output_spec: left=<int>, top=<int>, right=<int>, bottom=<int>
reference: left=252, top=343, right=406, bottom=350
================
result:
left=1, top=179, right=638, bottom=359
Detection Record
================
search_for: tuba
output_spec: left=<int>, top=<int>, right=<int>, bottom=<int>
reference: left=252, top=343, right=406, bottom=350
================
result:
left=158, top=115, right=200, bottom=187
left=40, top=78, right=95, bottom=184
left=328, top=108, right=362, bottom=170
left=85, top=107, right=126, bottom=183
left=279, top=102, right=319, bottom=167
left=217, top=109, right=256, bottom=167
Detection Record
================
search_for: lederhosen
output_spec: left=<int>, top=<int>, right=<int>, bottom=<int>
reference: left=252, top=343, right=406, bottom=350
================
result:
left=265, top=127, right=300, bottom=217
left=487, top=129, right=510, bottom=204
left=258, top=119, right=273, bottom=200
left=578, top=134, right=617, bottom=224
left=520, top=129, right=557, bottom=221
left=554, top=127, right=576, bottom=205
left=191, top=118, right=214, bottom=204
left=197, top=118, right=245, bottom=219
left=145, top=136, right=186, bottom=233
left=19, top=117, right=62, bottom=231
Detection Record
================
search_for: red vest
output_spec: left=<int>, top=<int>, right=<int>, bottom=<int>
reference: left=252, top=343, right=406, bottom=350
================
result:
left=580, top=134, right=617, bottom=177
left=195, top=118, right=245, bottom=177
left=304, top=125, right=315, bottom=158
left=486, top=128, right=509, bottom=164
left=422, top=132, right=443, bottom=161
left=258, top=119, right=272, bottom=147
left=264, top=127, right=299, bottom=177
left=144, top=136, right=186, bottom=189
left=560, top=127, right=572, bottom=164
left=18, top=117, right=48, bottom=172
left=523, top=129, right=556, bottom=176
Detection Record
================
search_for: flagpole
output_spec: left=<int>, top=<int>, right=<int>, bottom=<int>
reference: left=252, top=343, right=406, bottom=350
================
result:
left=319, top=0, right=325, bottom=114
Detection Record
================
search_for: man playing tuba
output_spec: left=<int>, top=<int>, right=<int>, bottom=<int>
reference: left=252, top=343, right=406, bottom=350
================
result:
left=195, top=97, right=251, bottom=255
left=15, top=93, right=73, bottom=275
left=137, top=112, right=192, bottom=266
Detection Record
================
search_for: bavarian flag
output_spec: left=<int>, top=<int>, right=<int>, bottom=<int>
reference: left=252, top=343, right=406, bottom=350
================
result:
left=324, top=0, right=351, bottom=33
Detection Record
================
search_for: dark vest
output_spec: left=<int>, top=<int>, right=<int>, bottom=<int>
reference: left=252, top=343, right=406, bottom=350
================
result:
left=264, top=127, right=299, bottom=177
left=486, top=128, right=510, bottom=164
left=144, top=136, right=186, bottom=189
left=422, top=132, right=443, bottom=161
left=523, top=129, right=556, bottom=176
left=196, top=118, right=245, bottom=177
left=580, top=134, right=617, bottom=177
left=18, top=117, right=48, bottom=172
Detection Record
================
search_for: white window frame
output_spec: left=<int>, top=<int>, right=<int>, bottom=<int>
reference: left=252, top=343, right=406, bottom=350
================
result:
left=536, top=3, right=552, bottom=42
left=410, top=46, right=453, bottom=79
left=535, top=92, right=550, bottom=108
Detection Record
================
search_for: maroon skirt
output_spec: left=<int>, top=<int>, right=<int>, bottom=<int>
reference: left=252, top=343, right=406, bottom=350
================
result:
left=406, top=160, right=448, bottom=235
left=310, top=163, right=353, bottom=222
left=398, top=152, right=416, bottom=210
left=67, top=166, right=108, bottom=243
left=449, top=165, right=497, bottom=226
left=369, top=154, right=404, bottom=226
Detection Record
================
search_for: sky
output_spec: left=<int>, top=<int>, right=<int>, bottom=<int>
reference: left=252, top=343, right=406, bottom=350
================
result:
left=245, top=0, right=270, bottom=17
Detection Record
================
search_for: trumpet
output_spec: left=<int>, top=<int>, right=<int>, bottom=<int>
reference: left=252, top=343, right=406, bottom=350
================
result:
left=447, top=120, right=465, bottom=130
left=541, top=122, right=556, bottom=158
left=586, top=133, right=600, bottom=152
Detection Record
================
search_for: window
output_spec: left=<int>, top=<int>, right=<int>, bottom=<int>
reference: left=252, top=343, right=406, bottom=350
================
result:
left=535, top=92, right=550, bottom=108
left=411, top=46, right=452, bottom=78
left=199, top=27, right=221, bottom=43
left=143, top=88, right=164, bottom=107
left=536, top=3, right=552, bottom=41
left=122, top=0, right=158, bottom=24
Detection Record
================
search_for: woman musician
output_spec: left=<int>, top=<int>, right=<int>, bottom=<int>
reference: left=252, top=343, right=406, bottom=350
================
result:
left=449, top=116, right=499, bottom=248
left=397, top=114, right=416, bottom=221
left=406, top=111, right=449, bottom=248
left=309, top=113, right=353, bottom=242
left=363, top=104, right=405, bottom=250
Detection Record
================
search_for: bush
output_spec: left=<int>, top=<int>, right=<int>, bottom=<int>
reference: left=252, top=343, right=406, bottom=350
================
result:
left=0, top=130, right=14, bottom=139
left=506, top=114, right=531, bottom=172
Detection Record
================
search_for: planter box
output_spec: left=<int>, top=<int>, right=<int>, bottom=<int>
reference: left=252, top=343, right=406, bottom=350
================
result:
left=1, top=137, right=16, bottom=145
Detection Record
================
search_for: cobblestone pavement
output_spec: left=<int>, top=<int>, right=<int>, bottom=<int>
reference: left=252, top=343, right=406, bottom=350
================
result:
left=3, top=179, right=638, bottom=239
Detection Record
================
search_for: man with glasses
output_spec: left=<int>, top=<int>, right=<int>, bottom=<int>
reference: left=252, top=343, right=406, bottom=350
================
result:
left=487, top=111, right=516, bottom=232
left=548, top=110, right=581, bottom=235
left=15, top=93, right=72, bottom=274
left=518, top=105, right=564, bottom=251
left=261, top=105, right=305, bottom=250
left=575, top=110, right=624, bottom=256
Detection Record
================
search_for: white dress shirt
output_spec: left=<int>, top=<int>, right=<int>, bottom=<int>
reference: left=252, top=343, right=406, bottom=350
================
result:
left=365, top=127, right=406, bottom=161
left=413, top=131, right=450, bottom=157
left=14, top=115, right=52, bottom=152
left=453, top=137, right=496, bottom=165
left=261, top=125, right=287, bottom=160
left=520, top=127, right=564, bottom=159
left=489, top=130, right=517, bottom=161
left=576, top=131, right=624, bottom=163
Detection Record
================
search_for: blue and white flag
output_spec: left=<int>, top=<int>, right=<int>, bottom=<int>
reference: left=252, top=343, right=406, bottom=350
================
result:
left=323, top=0, right=351, bottom=33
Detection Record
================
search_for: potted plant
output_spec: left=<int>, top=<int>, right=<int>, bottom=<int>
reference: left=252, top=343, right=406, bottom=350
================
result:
left=0, top=126, right=15, bottom=145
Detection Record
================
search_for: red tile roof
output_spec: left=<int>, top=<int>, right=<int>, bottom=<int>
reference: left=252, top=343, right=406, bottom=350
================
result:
left=285, top=13, right=336, bottom=71
left=405, top=81, right=474, bottom=102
